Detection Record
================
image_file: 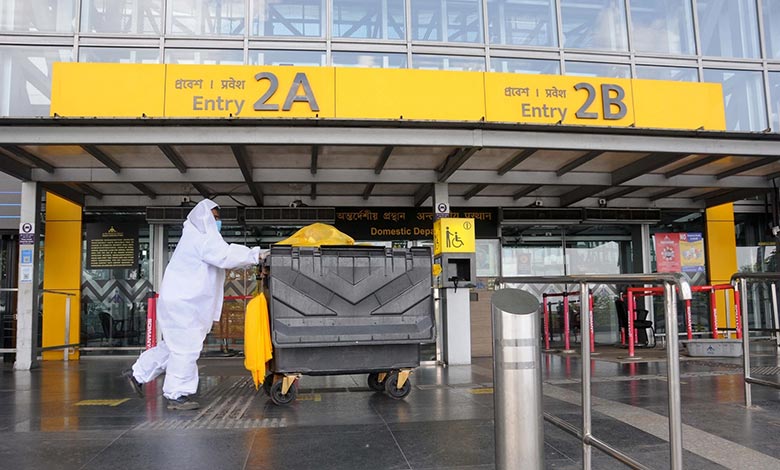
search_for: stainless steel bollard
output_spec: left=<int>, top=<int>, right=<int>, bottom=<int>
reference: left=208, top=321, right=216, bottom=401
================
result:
left=492, top=288, right=543, bottom=470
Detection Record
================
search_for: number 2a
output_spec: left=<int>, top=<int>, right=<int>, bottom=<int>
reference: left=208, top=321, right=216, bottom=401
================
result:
left=573, top=83, right=627, bottom=120
left=254, top=72, right=320, bottom=112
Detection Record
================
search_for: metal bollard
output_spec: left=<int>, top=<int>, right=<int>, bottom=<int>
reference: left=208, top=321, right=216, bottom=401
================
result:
left=491, top=288, right=543, bottom=470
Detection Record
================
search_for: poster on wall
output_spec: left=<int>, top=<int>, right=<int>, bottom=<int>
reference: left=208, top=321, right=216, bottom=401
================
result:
left=654, top=232, right=705, bottom=273
left=86, top=223, right=139, bottom=269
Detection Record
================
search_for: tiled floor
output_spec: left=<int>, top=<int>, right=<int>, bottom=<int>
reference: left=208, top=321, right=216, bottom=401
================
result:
left=1, top=342, right=780, bottom=470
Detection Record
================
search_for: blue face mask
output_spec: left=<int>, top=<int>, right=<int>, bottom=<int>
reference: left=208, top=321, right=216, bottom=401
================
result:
left=215, top=220, right=222, bottom=232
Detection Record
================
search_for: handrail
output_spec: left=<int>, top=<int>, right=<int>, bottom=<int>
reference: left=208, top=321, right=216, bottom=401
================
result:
left=730, top=272, right=780, bottom=407
left=500, top=273, right=690, bottom=470
left=41, top=289, right=76, bottom=360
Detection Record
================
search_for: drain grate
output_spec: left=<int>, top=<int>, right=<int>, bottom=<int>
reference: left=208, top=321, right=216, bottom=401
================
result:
left=134, top=377, right=286, bottom=430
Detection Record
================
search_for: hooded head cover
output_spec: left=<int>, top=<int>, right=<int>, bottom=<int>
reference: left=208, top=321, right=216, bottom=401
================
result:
left=185, top=199, right=219, bottom=234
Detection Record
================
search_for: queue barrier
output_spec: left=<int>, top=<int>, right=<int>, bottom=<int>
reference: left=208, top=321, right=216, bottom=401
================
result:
left=731, top=272, right=780, bottom=408
left=626, top=283, right=743, bottom=358
left=541, top=290, right=594, bottom=353
left=501, top=274, right=691, bottom=470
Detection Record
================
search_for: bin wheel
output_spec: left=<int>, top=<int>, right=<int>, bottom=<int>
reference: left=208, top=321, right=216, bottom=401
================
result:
left=262, top=374, right=274, bottom=396
left=367, top=373, right=386, bottom=392
left=384, top=372, right=411, bottom=400
left=270, top=379, right=298, bottom=405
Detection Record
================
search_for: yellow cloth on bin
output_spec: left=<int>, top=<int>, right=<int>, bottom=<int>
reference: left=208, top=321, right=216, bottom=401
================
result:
left=276, top=222, right=354, bottom=246
left=244, top=293, right=273, bottom=389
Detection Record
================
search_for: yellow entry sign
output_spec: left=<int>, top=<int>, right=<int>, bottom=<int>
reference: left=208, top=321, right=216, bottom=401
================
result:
left=433, top=218, right=476, bottom=256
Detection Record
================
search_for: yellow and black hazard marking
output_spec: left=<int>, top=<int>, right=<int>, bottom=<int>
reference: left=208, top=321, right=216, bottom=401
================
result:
left=469, top=388, right=494, bottom=395
left=75, top=399, right=130, bottom=407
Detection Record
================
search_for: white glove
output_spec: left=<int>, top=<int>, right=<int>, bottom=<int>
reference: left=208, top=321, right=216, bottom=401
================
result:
left=258, top=249, right=270, bottom=262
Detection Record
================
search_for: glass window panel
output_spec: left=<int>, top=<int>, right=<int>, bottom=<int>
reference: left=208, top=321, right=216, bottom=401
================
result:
left=635, top=65, right=697, bottom=82
left=332, top=52, right=407, bottom=68
left=697, top=0, right=759, bottom=58
left=79, top=47, right=160, bottom=63
left=412, top=54, right=485, bottom=70
left=764, top=0, right=780, bottom=59
left=0, top=46, right=72, bottom=117
left=0, top=0, right=76, bottom=33
left=565, top=61, right=630, bottom=78
left=165, top=48, right=244, bottom=64
left=81, top=0, right=162, bottom=34
left=487, top=0, right=557, bottom=47
left=490, top=57, right=560, bottom=74
left=769, top=72, right=780, bottom=133
left=628, top=0, right=694, bottom=55
left=168, top=0, right=245, bottom=35
left=333, top=0, right=405, bottom=40
left=252, top=0, right=324, bottom=37
left=703, top=69, right=766, bottom=132
left=249, top=49, right=325, bottom=66
left=560, top=0, right=628, bottom=51
left=412, top=0, right=483, bottom=43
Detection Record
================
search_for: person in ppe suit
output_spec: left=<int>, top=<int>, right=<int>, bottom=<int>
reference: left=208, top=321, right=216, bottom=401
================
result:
left=123, top=199, right=267, bottom=410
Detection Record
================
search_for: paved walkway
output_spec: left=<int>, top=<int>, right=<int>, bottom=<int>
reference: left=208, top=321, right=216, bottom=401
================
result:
left=1, top=343, right=780, bottom=469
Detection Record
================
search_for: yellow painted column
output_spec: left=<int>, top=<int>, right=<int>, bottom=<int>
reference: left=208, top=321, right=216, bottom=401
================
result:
left=705, top=203, right=738, bottom=337
left=42, top=193, right=82, bottom=360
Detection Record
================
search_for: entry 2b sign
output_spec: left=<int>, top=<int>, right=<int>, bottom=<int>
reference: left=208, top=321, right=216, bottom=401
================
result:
left=654, top=232, right=705, bottom=273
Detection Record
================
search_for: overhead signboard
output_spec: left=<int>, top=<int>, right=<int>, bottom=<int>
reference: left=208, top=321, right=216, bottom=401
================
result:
left=334, top=207, right=498, bottom=241
left=51, top=63, right=725, bottom=130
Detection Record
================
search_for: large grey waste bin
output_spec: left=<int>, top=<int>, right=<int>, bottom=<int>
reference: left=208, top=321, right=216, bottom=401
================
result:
left=491, top=288, right=543, bottom=470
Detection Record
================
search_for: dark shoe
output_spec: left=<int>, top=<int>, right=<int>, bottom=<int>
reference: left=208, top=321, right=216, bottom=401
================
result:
left=122, top=368, right=144, bottom=398
left=167, top=395, right=200, bottom=411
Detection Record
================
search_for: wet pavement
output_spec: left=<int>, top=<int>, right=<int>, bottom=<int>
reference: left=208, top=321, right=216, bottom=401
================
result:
left=1, top=342, right=780, bottom=470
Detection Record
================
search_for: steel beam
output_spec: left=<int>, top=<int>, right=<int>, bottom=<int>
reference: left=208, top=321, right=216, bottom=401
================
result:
left=497, top=149, right=536, bottom=175
left=374, top=146, right=394, bottom=174
left=464, top=183, right=488, bottom=200
left=231, top=145, right=263, bottom=206
left=192, top=183, right=211, bottom=198
left=612, top=153, right=685, bottom=185
left=2, top=145, right=54, bottom=173
left=132, top=183, right=157, bottom=199
left=0, top=149, right=32, bottom=180
left=310, top=183, right=317, bottom=200
left=362, top=183, right=374, bottom=200
left=159, top=145, right=188, bottom=173
left=704, top=188, right=771, bottom=207
left=82, top=145, right=122, bottom=174
left=603, top=187, right=639, bottom=201
left=512, top=184, right=541, bottom=200
left=716, top=157, right=777, bottom=180
left=692, top=189, right=731, bottom=202
left=41, top=183, right=84, bottom=206
left=414, top=184, right=433, bottom=206
left=70, top=183, right=103, bottom=199
left=439, top=147, right=479, bottom=182
left=649, top=188, right=687, bottom=201
left=664, top=155, right=723, bottom=178
left=559, top=186, right=609, bottom=207
left=311, top=145, right=319, bottom=174
left=556, top=151, right=603, bottom=176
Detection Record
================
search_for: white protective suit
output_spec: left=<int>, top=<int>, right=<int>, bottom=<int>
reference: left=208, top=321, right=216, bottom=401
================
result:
left=131, top=199, right=264, bottom=399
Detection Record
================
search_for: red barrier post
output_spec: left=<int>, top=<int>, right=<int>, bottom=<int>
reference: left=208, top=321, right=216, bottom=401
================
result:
left=146, top=292, right=157, bottom=350
left=542, top=294, right=550, bottom=350
left=588, top=290, right=595, bottom=352
left=627, top=290, right=635, bottom=357
left=710, top=289, right=719, bottom=339
left=685, top=299, right=693, bottom=340
left=733, top=287, right=743, bottom=339
left=563, top=292, right=571, bottom=351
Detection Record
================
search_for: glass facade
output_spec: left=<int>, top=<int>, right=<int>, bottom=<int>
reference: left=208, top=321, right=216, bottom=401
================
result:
left=1, top=1, right=780, bottom=128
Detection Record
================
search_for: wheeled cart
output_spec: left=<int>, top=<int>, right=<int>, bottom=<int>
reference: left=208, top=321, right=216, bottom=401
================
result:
left=263, top=245, right=435, bottom=405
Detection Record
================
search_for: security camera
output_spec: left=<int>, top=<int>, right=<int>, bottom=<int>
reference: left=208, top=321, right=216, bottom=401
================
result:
left=533, top=199, right=543, bottom=207
left=182, top=196, right=191, bottom=204
left=598, top=198, right=607, bottom=207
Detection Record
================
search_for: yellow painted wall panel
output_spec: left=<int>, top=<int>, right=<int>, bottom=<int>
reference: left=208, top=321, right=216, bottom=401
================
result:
left=705, top=203, right=738, bottom=336
left=485, top=73, right=634, bottom=127
left=42, top=193, right=82, bottom=360
left=335, top=68, right=485, bottom=121
left=51, top=63, right=165, bottom=118
left=632, top=81, right=726, bottom=130
left=164, top=65, right=335, bottom=118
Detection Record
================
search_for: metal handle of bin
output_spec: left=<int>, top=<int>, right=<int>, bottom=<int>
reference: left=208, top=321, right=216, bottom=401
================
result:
left=491, top=289, right=543, bottom=470
left=730, top=272, right=780, bottom=407
left=499, top=273, right=690, bottom=470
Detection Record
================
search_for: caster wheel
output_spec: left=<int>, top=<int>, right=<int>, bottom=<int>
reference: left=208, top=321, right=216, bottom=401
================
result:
left=270, top=379, right=298, bottom=405
left=367, top=373, right=386, bottom=392
left=262, top=374, right=274, bottom=396
left=384, top=372, right=411, bottom=400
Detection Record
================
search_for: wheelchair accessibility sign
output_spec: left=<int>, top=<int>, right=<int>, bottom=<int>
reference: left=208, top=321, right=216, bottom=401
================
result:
left=433, top=218, right=475, bottom=256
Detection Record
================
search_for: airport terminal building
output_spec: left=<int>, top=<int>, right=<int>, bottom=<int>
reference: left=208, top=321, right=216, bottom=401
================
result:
left=1, top=0, right=780, bottom=365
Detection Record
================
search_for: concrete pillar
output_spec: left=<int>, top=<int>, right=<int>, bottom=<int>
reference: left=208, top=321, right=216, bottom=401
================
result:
left=14, top=182, right=41, bottom=370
